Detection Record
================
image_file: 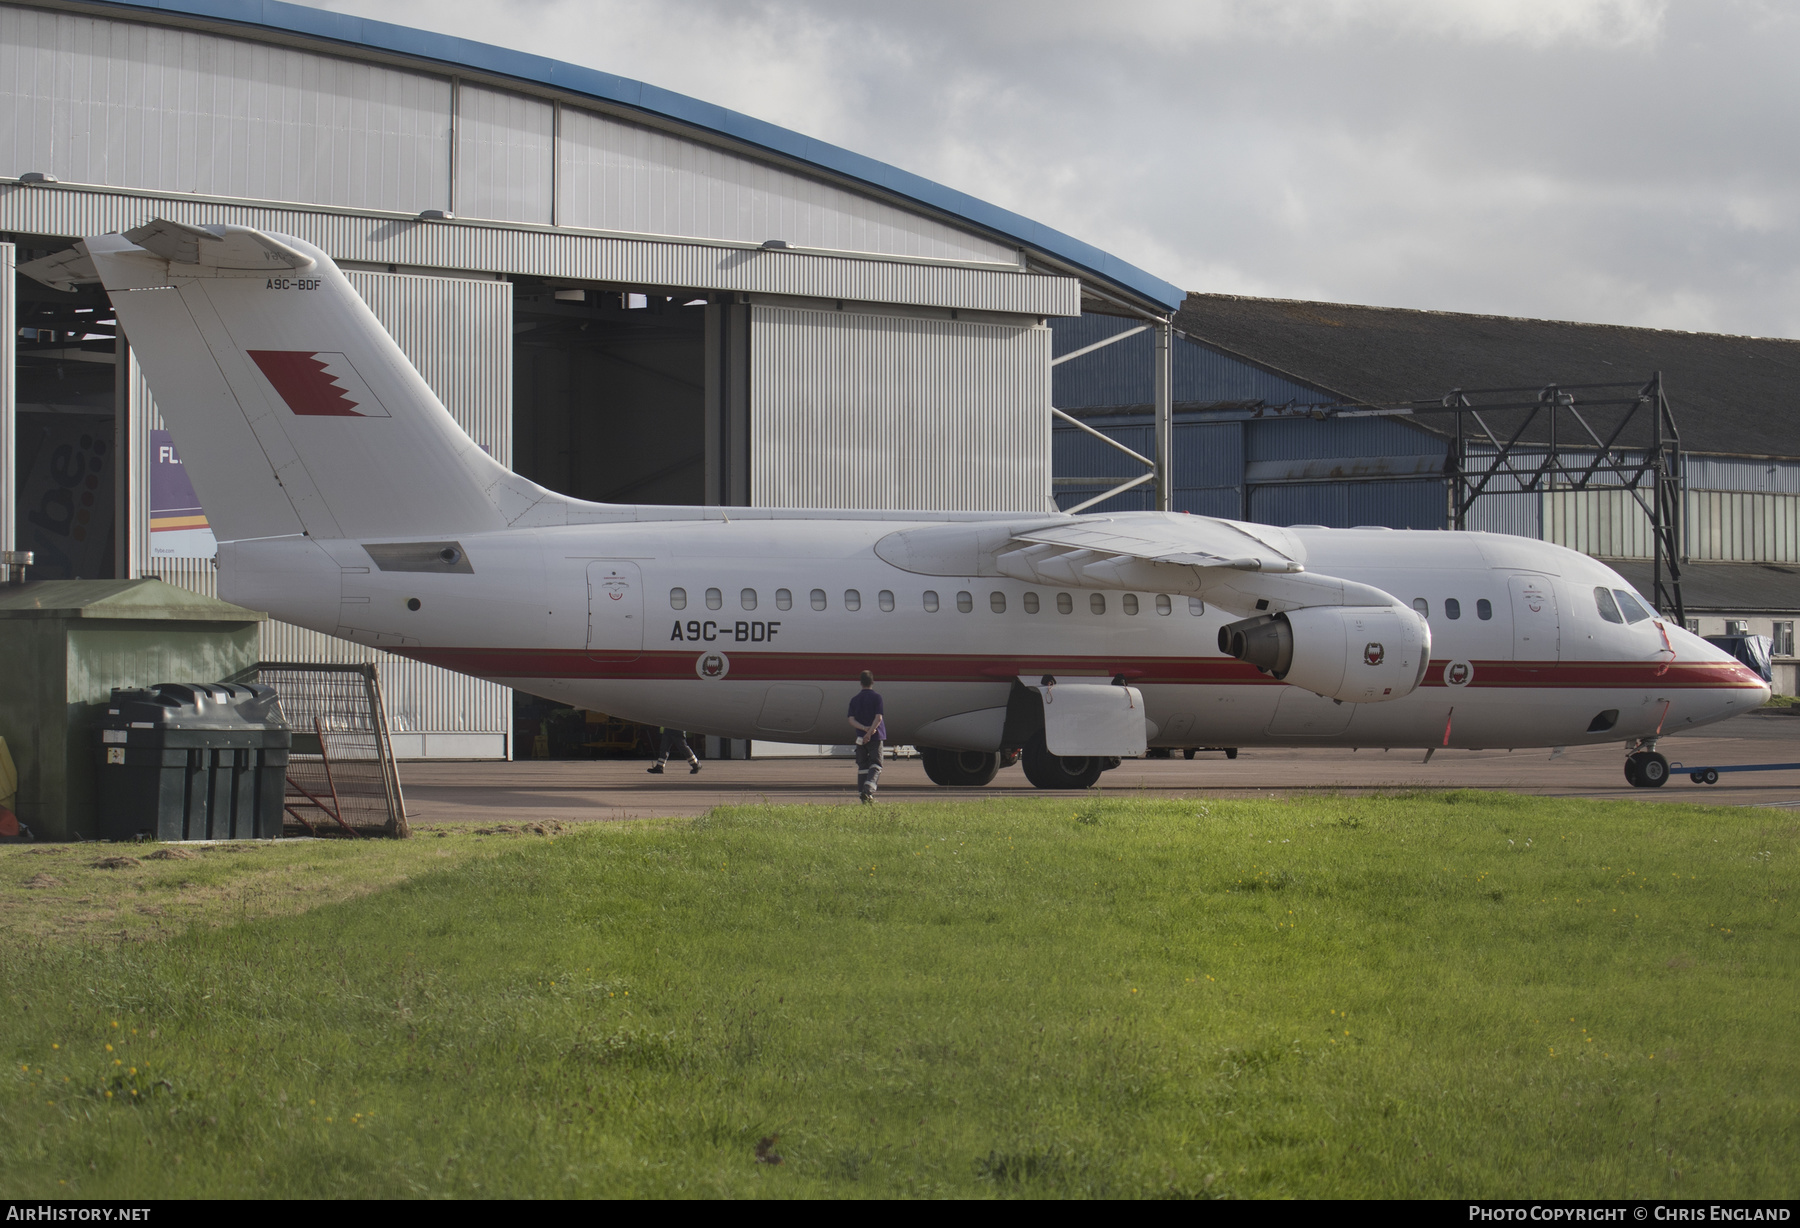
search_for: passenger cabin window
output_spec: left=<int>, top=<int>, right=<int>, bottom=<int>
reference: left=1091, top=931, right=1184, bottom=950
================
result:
left=1123, top=594, right=1139, bottom=615
left=1445, top=598, right=1461, bottom=620
left=1024, top=592, right=1040, bottom=614
left=844, top=589, right=862, bottom=611
left=990, top=592, right=1006, bottom=613
left=1614, top=591, right=1653, bottom=624
left=956, top=591, right=973, bottom=613
left=1156, top=594, right=1172, bottom=616
left=775, top=588, right=792, bottom=611
left=1090, top=593, right=1107, bottom=615
left=1188, top=597, right=1205, bottom=616
left=878, top=590, right=895, bottom=612
left=1477, top=598, right=1493, bottom=620
left=670, top=587, right=687, bottom=610
left=1594, top=587, right=1623, bottom=624
left=810, top=589, right=827, bottom=611
left=1057, top=593, right=1074, bottom=614
left=1412, top=598, right=1430, bottom=619
left=923, top=590, right=940, bottom=612
left=741, top=588, right=757, bottom=611
left=705, top=588, right=722, bottom=610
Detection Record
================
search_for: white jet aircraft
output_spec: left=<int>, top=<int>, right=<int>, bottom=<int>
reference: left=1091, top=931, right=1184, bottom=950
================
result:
left=39, top=221, right=1768, bottom=791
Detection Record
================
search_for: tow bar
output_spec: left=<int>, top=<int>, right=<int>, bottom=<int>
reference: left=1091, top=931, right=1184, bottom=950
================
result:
left=1668, top=760, right=1800, bottom=786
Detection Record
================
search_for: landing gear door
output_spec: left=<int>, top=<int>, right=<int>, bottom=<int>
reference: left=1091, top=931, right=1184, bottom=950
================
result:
left=1027, top=677, right=1148, bottom=757
left=587, top=561, right=644, bottom=662
left=1508, top=575, right=1559, bottom=662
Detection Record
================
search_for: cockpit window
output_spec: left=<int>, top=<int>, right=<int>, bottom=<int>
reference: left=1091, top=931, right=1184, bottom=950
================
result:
left=1593, top=587, right=1623, bottom=624
left=1614, top=590, right=1653, bottom=624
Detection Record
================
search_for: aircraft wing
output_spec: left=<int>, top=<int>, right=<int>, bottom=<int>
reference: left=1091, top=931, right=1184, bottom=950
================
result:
left=876, top=511, right=1405, bottom=619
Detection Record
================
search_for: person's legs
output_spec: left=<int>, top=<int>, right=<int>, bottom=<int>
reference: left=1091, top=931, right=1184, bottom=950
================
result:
left=671, top=731, right=701, bottom=773
left=856, top=739, right=882, bottom=801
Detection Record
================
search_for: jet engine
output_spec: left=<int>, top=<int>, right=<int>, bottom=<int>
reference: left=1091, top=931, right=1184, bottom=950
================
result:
left=1220, top=605, right=1432, bottom=703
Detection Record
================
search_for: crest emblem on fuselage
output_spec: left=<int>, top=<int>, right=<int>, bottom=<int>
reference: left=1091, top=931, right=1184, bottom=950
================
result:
left=1445, top=660, right=1474, bottom=687
left=1364, top=642, right=1385, bottom=666
left=697, top=651, right=730, bottom=679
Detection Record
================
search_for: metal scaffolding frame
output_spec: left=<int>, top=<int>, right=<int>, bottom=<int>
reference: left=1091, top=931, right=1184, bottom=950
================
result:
left=1048, top=316, right=1175, bottom=513
left=1329, top=372, right=1684, bottom=620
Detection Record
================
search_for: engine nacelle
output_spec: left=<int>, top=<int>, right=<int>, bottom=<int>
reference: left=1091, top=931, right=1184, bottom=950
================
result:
left=1220, top=605, right=1432, bottom=703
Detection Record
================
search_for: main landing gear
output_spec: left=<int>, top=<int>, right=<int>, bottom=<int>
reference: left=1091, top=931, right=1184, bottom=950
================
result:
left=1623, top=740, right=1670, bottom=788
left=920, top=748, right=1002, bottom=787
left=920, top=740, right=1120, bottom=790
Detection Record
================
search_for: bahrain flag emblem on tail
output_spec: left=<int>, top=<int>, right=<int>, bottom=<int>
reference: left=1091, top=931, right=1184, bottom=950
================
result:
left=247, top=351, right=390, bottom=417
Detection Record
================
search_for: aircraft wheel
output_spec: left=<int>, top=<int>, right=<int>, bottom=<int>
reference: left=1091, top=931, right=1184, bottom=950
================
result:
left=920, top=748, right=999, bottom=787
left=1021, top=735, right=1104, bottom=790
left=1623, top=754, right=1644, bottom=787
left=1225, top=748, right=1239, bottom=760
left=1101, top=756, right=1123, bottom=772
left=1638, top=752, right=1670, bottom=788
left=1182, top=748, right=1197, bottom=760
left=1690, top=771, right=1705, bottom=784
left=1703, top=768, right=1720, bottom=785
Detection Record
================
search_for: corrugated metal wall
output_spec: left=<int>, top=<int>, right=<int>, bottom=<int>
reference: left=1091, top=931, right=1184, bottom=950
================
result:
left=554, top=105, right=1015, bottom=264
left=1684, top=491, right=1800, bottom=563
left=135, top=270, right=513, bottom=758
left=1052, top=315, right=1323, bottom=410
left=0, top=241, right=12, bottom=555
left=751, top=304, right=1050, bottom=511
left=1054, top=419, right=1242, bottom=516
left=455, top=82, right=554, bottom=226
left=2, top=184, right=1076, bottom=318
left=0, top=4, right=1031, bottom=278
left=0, top=5, right=452, bottom=214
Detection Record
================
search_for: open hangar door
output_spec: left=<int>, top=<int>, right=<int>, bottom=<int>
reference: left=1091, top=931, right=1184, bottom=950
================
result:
left=510, top=278, right=746, bottom=758
left=5, top=234, right=122, bottom=582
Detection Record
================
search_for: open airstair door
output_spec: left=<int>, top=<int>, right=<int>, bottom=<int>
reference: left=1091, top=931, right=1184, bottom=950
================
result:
left=1030, top=677, right=1148, bottom=757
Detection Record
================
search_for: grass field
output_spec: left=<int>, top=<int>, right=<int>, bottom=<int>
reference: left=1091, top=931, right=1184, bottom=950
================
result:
left=1, top=793, right=1794, bottom=1199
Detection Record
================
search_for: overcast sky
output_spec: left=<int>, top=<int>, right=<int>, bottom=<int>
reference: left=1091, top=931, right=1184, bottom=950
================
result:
left=311, top=0, right=1800, bottom=338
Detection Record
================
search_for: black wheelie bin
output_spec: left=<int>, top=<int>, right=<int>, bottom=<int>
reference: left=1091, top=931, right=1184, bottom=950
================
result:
left=97, top=683, right=291, bottom=841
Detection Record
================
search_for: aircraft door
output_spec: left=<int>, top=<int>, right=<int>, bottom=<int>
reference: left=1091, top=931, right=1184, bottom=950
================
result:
left=1508, top=575, right=1559, bottom=662
left=586, top=561, right=644, bottom=662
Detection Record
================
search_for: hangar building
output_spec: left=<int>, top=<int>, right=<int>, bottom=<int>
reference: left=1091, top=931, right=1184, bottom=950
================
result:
left=1052, top=296, right=1800, bottom=694
left=0, top=0, right=1183, bottom=759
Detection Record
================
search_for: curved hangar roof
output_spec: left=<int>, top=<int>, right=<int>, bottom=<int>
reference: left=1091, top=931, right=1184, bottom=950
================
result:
left=33, top=0, right=1181, bottom=314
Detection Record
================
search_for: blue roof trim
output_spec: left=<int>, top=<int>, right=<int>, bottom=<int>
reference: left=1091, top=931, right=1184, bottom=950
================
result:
left=89, top=0, right=1186, bottom=311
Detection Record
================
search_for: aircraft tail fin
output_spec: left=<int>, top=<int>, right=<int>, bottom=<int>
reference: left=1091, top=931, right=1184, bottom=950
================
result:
left=81, top=221, right=556, bottom=543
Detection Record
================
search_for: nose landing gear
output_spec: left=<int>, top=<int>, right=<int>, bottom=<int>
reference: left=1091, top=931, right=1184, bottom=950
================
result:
left=1624, top=740, right=1670, bottom=788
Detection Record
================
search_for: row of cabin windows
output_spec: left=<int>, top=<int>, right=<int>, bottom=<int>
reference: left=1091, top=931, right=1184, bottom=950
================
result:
left=1410, top=597, right=1493, bottom=621
left=667, top=587, right=1207, bottom=617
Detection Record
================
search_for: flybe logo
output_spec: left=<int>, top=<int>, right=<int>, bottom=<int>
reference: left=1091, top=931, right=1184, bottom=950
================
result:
left=247, top=350, right=390, bottom=418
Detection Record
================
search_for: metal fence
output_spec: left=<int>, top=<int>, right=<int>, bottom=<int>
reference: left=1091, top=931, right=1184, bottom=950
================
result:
left=258, top=662, right=409, bottom=839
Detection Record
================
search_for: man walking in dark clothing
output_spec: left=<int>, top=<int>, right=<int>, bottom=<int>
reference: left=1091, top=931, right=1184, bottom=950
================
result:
left=647, top=727, right=701, bottom=774
left=847, top=670, right=884, bottom=803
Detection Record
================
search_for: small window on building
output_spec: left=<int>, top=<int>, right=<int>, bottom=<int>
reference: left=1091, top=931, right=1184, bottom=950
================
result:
left=740, top=588, right=757, bottom=611
left=1684, top=618, right=1700, bottom=635
left=844, top=589, right=862, bottom=611
left=990, top=591, right=1006, bottom=613
left=1057, top=592, right=1074, bottom=614
left=1412, top=598, right=1430, bottom=619
left=705, top=588, right=722, bottom=611
left=1615, top=591, right=1653, bottom=624
left=1445, top=598, right=1461, bottom=620
left=956, top=591, right=973, bottom=613
left=1090, top=592, right=1106, bottom=615
left=1123, top=594, right=1139, bottom=615
left=879, top=589, right=895, bottom=612
left=669, top=587, right=687, bottom=610
left=1477, top=598, right=1493, bottom=621
left=1593, top=587, right=1623, bottom=624
left=1776, top=621, right=1795, bottom=656
left=775, top=588, right=792, bottom=611
left=1156, top=594, right=1172, bottom=616
left=811, top=588, right=827, bottom=611
left=1188, top=596, right=1205, bottom=616
left=1023, top=592, right=1040, bottom=614
left=923, top=590, right=940, bottom=612
left=1725, top=618, right=1749, bottom=636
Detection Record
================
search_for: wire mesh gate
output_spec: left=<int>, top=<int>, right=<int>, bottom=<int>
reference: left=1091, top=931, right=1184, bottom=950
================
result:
left=256, top=662, right=409, bottom=838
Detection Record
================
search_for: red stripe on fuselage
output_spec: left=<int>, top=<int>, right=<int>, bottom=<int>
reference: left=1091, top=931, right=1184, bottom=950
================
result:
left=386, top=647, right=1764, bottom=690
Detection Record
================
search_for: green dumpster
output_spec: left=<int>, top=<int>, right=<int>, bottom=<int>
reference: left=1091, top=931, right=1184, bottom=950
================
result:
left=0, top=579, right=265, bottom=841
